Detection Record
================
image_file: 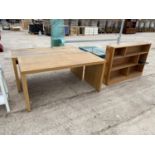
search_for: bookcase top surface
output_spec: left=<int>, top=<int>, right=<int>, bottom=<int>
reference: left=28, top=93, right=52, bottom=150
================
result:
left=107, top=42, right=151, bottom=48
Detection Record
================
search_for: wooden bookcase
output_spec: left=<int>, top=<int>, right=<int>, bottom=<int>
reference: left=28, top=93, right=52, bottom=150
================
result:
left=103, top=42, right=151, bottom=85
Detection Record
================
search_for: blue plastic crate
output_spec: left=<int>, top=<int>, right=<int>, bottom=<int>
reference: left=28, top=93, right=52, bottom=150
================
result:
left=79, top=46, right=105, bottom=58
left=64, top=26, right=69, bottom=36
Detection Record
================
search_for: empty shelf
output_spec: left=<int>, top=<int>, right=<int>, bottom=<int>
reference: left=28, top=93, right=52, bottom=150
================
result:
left=112, top=63, right=137, bottom=71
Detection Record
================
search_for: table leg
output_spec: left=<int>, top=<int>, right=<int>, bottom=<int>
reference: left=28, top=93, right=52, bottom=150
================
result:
left=71, top=66, right=84, bottom=81
left=12, top=58, right=22, bottom=92
left=84, top=63, right=105, bottom=92
left=21, top=73, right=31, bottom=112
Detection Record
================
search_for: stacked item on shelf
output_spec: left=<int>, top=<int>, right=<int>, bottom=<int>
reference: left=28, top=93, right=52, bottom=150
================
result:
left=64, top=20, right=70, bottom=36
left=135, top=20, right=139, bottom=32
left=64, top=25, right=69, bottom=36
left=113, top=20, right=122, bottom=33
left=79, top=26, right=98, bottom=35
left=69, top=19, right=78, bottom=26
left=137, top=20, right=145, bottom=32
left=89, top=19, right=98, bottom=27
left=98, top=19, right=107, bottom=34
left=149, top=20, right=155, bottom=32
left=64, top=19, right=69, bottom=26
left=137, top=19, right=155, bottom=32
left=78, top=19, right=90, bottom=26
left=105, top=19, right=115, bottom=33
left=68, top=20, right=79, bottom=36
left=21, top=19, right=31, bottom=30
left=29, top=20, right=44, bottom=34
left=1, top=20, right=10, bottom=30
left=43, top=19, right=51, bottom=35
left=10, top=26, right=21, bottom=31
left=123, top=19, right=137, bottom=34
left=69, top=26, right=79, bottom=36
left=144, top=20, right=151, bottom=32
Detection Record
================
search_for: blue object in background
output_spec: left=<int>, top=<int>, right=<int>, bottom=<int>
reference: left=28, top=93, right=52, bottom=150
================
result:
left=51, top=19, right=65, bottom=47
left=64, top=26, right=69, bottom=36
left=79, top=46, right=105, bottom=58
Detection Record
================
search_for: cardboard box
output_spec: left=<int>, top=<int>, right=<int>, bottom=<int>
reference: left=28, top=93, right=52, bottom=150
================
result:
left=70, top=26, right=79, bottom=35
left=10, top=26, right=21, bottom=31
left=80, top=27, right=98, bottom=35
left=21, top=19, right=31, bottom=30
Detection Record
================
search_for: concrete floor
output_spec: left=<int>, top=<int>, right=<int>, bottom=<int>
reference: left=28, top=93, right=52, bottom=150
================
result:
left=0, top=30, right=155, bottom=134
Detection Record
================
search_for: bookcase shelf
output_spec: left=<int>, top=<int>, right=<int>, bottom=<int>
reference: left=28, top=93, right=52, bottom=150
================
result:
left=125, top=44, right=150, bottom=55
left=109, top=68, right=128, bottom=84
left=114, top=48, right=126, bottom=57
left=112, top=63, right=137, bottom=71
left=103, top=42, right=151, bottom=85
left=114, top=52, right=148, bottom=59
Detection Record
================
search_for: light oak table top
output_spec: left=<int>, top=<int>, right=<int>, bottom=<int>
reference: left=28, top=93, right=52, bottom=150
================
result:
left=107, top=42, right=151, bottom=48
left=18, top=51, right=104, bottom=74
left=11, top=46, right=80, bottom=59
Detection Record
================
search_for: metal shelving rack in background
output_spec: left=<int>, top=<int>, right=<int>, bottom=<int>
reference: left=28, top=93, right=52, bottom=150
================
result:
left=65, top=19, right=125, bottom=44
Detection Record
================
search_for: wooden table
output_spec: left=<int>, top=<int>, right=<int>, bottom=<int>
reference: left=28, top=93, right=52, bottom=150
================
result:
left=11, top=47, right=105, bottom=111
left=11, top=46, right=79, bottom=92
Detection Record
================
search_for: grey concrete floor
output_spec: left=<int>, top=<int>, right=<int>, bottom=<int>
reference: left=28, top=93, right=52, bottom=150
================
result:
left=0, top=30, right=155, bottom=134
